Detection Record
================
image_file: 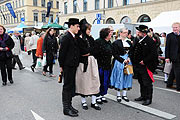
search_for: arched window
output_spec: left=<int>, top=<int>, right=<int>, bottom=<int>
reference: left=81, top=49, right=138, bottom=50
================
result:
left=137, top=14, right=151, bottom=22
left=106, top=17, right=115, bottom=24
left=120, top=16, right=131, bottom=24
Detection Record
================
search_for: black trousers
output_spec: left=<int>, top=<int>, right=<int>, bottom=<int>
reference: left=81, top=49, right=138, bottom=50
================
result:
left=12, top=55, right=23, bottom=69
left=0, top=58, right=13, bottom=83
left=62, top=66, right=77, bottom=109
left=31, top=49, right=37, bottom=68
left=167, top=61, right=180, bottom=90
left=136, top=65, right=153, bottom=100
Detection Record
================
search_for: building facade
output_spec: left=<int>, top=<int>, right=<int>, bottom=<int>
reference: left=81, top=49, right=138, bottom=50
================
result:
left=0, top=0, right=60, bottom=29
left=58, top=0, right=180, bottom=25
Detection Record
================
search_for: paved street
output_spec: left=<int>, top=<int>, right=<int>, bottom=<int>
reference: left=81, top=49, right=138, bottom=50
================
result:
left=0, top=52, right=179, bottom=120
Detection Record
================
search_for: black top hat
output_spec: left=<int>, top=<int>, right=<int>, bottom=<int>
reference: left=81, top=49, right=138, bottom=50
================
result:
left=65, top=18, right=80, bottom=26
left=136, top=25, right=149, bottom=33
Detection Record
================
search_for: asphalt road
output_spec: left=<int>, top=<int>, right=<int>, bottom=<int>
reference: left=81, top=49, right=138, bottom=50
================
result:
left=0, top=52, right=179, bottom=120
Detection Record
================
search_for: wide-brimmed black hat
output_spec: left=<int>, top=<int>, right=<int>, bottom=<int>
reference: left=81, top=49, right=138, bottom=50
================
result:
left=80, top=18, right=89, bottom=26
left=65, top=18, right=80, bottom=26
left=136, top=25, right=149, bottom=33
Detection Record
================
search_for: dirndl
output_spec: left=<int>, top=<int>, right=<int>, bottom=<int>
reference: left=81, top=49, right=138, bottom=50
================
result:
left=110, top=54, right=133, bottom=90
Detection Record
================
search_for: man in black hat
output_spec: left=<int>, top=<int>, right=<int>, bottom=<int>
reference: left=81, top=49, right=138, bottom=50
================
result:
left=58, top=18, right=80, bottom=117
left=133, top=25, right=157, bottom=105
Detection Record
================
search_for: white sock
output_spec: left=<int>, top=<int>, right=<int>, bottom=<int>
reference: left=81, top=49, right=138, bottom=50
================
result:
left=91, top=95, right=96, bottom=104
left=122, top=90, right=127, bottom=96
left=97, top=95, right=102, bottom=99
left=81, top=97, right=86, bottom=104
left=117, top=91, right=121, bottom=97
left=164, top=74, right=168, bottom=81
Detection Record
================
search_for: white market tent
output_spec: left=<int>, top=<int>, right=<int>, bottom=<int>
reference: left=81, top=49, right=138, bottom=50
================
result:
left=147, top=10, right=180, bottom=34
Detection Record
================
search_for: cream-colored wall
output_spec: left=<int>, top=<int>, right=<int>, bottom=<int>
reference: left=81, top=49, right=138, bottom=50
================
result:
left=58, top=0, right=180, bottom=25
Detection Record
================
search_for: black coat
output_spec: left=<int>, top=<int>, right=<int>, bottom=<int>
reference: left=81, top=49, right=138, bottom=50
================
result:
left=58, top=32, right=80, bottom=68
left=133, top=36, right=158, bottom=72
left=165, top=32, right=180, bottom=62
left=95, top=38, right=113, bottom=70
left=43, top=34, right=58, bottom=65
left=112, top=39, right=132, bottom=63
left=0, top=34, right=15, bottom=60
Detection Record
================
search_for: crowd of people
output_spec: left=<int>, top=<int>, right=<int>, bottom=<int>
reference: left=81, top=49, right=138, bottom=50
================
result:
left=0, top=19, right=180, bottom=118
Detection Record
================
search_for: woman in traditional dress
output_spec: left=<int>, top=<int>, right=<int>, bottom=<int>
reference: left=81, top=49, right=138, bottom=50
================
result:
left=110, top=27, right=133, bottom=102
left=95, top=28, right=113, bottom=104
left=75, top=19, right=101, bottom=110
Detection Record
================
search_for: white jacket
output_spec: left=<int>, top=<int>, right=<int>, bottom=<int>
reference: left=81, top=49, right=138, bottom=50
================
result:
left=12, top=35, right=21, bottom=55
left=29, top=35, right=39, bottom=50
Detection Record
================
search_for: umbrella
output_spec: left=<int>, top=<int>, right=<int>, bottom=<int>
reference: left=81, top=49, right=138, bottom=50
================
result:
left=42, top=23, right=67, bottom=30
left=7, top=22, right=28, bottom=33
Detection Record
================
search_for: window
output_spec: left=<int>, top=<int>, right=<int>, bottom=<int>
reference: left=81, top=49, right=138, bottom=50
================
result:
left=83, top=0, right=87, bottom=12
left=19, top=0, right=21, bottom=7
left=95, top=0, right=99, bottom=10
left=11, top=16, right=13, bottom=23
left=64, top=2, right=67, bottom=14
left=16, top=0, right=18, bottom=8
left=42, top=0, right=45, bottom=7
left=73, top=0, right=77, bottom=13
left=13, top=1, right=14, bottom=8
left=16, top=13, right=19, bottom=23
left=34, top=13, right=38, bottom=21
left=42, top=13, right=46, bottom=22
left=22, top=0, right=24, bottom=6
left=2, top=5, right=4, bottom=12
left=123, top=0, right=129, bottom=6
left=108, top=0, right=113, bottom=8
left=33, top=0, right=38, bottom=6
left=56, top=1, right=59, bottom=9
left=56, top=15, right=59, bottom=23
left=141, top=0, right=146, bottom=3
left=50, top=1, right=53, bottom=8
left=50, top=14, right=53, bottom=22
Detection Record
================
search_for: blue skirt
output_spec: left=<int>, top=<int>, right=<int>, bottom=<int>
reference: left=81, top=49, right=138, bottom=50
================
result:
left=110, top=54, right=133, bottom=91
left=98, top=68, right=111, bottom=96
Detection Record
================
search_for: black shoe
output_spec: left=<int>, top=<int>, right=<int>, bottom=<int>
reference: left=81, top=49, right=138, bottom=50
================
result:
left=12, top=67, right=17, bottom=70
left=82, top=102, right=88, bottom=110
left=117, top=96, right=121, bottom=103
left=9, top=80, right=14, bottom=84
left=134, top=97, right=145, bottom=101
left=2, top=82, right=7, bottom=86
left=122, top=96, right=129, bottom=102
left=20, top=67, right=25, bottom=70
left=166, top=85, right=176, bottom=89
left=102, top=97, right=108, bottom=103
left=63, top=109, right=78, bottom=117
left=70, top=105, right=79, bottom=113
left=91, top=103, right=101, bottom=110
left=96, top=98, right=103, bottom=104
left=142, top=99, right=152, bottom=106
left=30, top=66, right=34, bottom=72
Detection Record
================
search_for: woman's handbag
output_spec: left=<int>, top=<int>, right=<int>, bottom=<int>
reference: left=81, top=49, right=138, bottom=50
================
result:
left=36, top=58, right=42, bottom=68
left=124, top=64, right=133, bottom=75
left=163, top=62, right=172, bottom=74
left=42, top=55, right=47, bottom=66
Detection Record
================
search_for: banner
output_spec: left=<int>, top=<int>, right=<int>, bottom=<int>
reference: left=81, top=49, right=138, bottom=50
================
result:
left=46, top=2, right=52, bottom=17
left=5, top=3, right=16, bottom=18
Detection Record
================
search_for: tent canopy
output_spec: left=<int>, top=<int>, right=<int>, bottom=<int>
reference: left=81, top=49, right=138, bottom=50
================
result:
left=7, top=22, right=28, bottom=33
left=147, top=10, right=180, bottom=34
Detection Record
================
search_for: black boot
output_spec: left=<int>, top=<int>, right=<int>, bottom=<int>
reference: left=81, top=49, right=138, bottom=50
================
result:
left=134, top=97, right=145, bottom=101
left=142, top=99, right=152, bottom=106
left=70, top=104, right=79, bottom=113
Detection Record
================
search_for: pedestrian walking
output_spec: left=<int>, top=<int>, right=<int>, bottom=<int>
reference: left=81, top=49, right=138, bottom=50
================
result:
left=0, top=25, right=15, bottom=86
left=42, top=28, right=58, bottom=76
left=11, top=30, right=25, bottom=70
left=24, top=33, right=31, bottom=55
left=133, top=25, right=158, bottom=106
left=110, top=27, right=133, bottom=103
left=58, top=18, right=80, bottom=117
left=165, top=22, right=180, bottom=92
left=95, top=28, right=113, bottom=104
left=29, top=31, right=39, bottom=72
left=75, top=19, right=101, bottom=110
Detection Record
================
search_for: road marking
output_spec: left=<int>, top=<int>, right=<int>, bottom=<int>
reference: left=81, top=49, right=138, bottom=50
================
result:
left=155, top=87, right=180, bottom=94
left=106, top=94, right=176, bottom=120
left=31, top=110, right=45, bottom=120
